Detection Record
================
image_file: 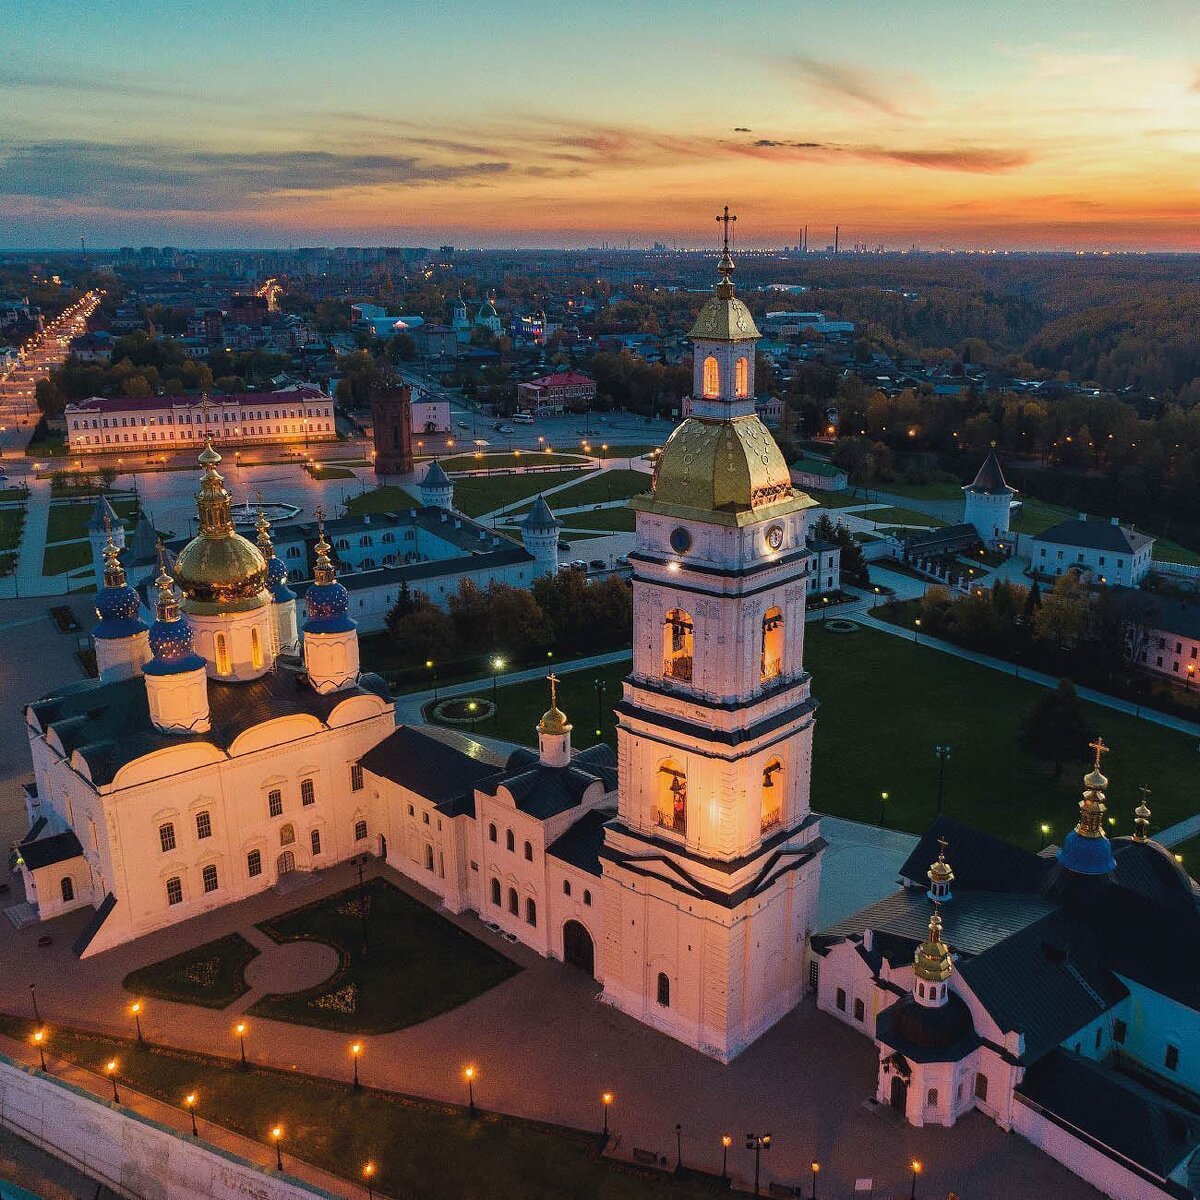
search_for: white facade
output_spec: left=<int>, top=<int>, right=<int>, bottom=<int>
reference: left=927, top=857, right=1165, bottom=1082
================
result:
left=1032, top=517, right=1153, bottom=587
left=411, top=398, right=451, bottom=435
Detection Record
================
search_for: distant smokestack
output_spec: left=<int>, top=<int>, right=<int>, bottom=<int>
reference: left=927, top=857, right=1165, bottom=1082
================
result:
left=834, top=225, right=840, bottom=254
left=803, top=224, right=808, bottom=251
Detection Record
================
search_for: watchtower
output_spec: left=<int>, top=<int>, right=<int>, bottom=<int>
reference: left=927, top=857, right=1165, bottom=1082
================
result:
left=371, top=386, right=414, bottom=476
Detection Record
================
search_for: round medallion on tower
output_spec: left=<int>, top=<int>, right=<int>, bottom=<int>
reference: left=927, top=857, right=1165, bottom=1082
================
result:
left=172, top=443, right=268, bottom=614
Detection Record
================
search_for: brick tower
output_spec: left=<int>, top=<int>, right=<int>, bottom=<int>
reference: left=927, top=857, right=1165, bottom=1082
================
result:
left=371, top=386, right=414, bottom=476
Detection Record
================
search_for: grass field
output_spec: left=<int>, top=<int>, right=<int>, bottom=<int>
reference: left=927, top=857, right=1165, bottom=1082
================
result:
left=803, top=623, right=1198, bottom=848
left=344, top=484, right=421, bottom=515
left=560, top=508, right=637, bottom=533
left=857, top=506, right=948, bottom=528
left=510, top=470, right=650, bottom=515
left=45, top=496, right=138, bottom=544
left=305, top=464, right=357, bottom=480
left=42, top=540, right=92, bottom=575
left=873, top=480, right=966, bottom=501
left=430, top=451, right=589, bottom=471
left=247, top=879, right=520, bottom=1033
left=0, top=1014, right=732, bottom=1200
left=122, top=933, right=260, bottom=1010
left=0, top=507, right=24, bottom=552
left=0, top=488, right=28, bottom=502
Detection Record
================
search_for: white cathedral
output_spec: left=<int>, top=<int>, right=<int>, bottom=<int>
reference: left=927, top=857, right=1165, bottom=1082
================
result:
left=14, top=236, right=825, bottom=1062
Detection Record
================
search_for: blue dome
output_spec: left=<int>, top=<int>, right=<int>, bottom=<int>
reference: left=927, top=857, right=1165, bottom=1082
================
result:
left=93, top=584, right=148, bottom=640
left=304, top=580, right=356, bottom=634
left=266, top=554, right=295, bottom=602
left=144, top=614, right=206, bottom=675
left=1057, top=831, right=1116, bottom=876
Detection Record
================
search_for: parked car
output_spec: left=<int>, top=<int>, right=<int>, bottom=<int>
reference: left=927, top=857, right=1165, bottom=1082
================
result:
left=571, top=560, right=588, bottom=572
left=589, top=559, right=607, bottom=572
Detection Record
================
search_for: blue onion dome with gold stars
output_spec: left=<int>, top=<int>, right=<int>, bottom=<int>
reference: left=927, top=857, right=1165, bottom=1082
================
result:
left=255, top=505, right=295, bottom=602
left=303, top=513, right=355, bottom=634
left=171, top=442, right=269, bottom=615
left=1057, top=737, right=1118, bottom=876
left=93, top=517, right=148, bottom=641
left=144, top=544, right=206, bottom=676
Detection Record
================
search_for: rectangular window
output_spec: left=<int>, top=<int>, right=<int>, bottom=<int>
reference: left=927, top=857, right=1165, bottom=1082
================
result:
left=1113, top=1019, right=1126, bottom=1044
left=166, top=877, right=183, bottom=905
left=202, top=864, right=218, bottom=893
left=974, top=1073, right=988, bottom=1101
left=196, top=811, right=212, bottom=840
left=159, top=823, right=176, bottom=853
left=350, top=764, right=364, bottom=791
left=1166, top=1044, right=1180, bottom=1071
left=247, top=849, right=262, bottom=878
left=836, top=987, right=846, bottom=1012
left=268, top=789, right=283, bottom=817
left=311, top=829, right=322, bottom=856
left=853, top=997, right=865, bottom=1022
left=300, top=779, right=315, bottom=806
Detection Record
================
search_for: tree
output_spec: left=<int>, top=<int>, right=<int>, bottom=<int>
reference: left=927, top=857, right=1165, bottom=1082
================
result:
left=384, top=581, right=415, bottom=636
left=1021, top=678, right=1086, bottom=777
left=1033, top=573, right=1089, bottom=649
left=386, top=597, right=457, bottom=665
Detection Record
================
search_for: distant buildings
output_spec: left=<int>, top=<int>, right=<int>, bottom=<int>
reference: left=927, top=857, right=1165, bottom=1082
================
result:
left=790, top=454, right=849, bottom=493
left=516, top=371, right=597, bottom=416
left=65, top=385, right=336, bottom=456
left=1031, top=517, right=1154, bottom=588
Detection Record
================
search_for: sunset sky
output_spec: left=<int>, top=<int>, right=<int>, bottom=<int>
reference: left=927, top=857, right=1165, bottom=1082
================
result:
left=3, top=0, right=1199, bottom=249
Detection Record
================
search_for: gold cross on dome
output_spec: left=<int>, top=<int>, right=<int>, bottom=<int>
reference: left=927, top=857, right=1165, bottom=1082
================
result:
left=547, top=672, right=560, bottom=708
left=1140, top=784, right=1152, bottom=802
left=315, top=504, right=325, bottom=531
left=1088, top=736, right=1110, bottom=771
left=937, top=836, right=948, bottom=858
left=716, top=205, right=737, bottom=252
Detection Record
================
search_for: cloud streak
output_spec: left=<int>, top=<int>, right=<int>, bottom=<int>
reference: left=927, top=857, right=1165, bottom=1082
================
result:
left=777, top=54, right=916, bottom=119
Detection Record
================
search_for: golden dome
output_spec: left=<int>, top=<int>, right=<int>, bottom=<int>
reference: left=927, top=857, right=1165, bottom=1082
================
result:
left=914, top=910, right=953, bottom=984
left=173, top=441, right=269, bottom=614
left=538, top=705, right=571, bottom=737
left=688, top=292, right=761, bottom=342
left=634, top=415, right=812, bottom=527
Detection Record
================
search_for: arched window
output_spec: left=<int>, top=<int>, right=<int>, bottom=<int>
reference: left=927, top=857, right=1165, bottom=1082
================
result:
left=361, top=557, right=376, bottom=569
left=488, top=823, right=497, bottom=843
left=974, top=1073, right=988, bottom=1101
left=247, top=849, right=262, bottom=877
left=60, top=877, right=74, bottom=903
left=506, top=829, right=515, bottom=852
left=524, top=841, right=533, bottom=862
left=508, top=887, right=519, bottom=916
left=735, top=356, right=749, bottom=398
left=657, top=760, right=687, bottom=835
left=663, top=609, right=694, bottom=682
left=196, top=811, right=212, bottom=840
left=761, top=758, right=783, bottom=832
left=491, top=878, right=501, bottom=906
left=250, top=627, right=263, bottom=670
left=166, top=876, right=183, bottom=905
left=583, top=889, right=592, bottom=906
left=702, top=355, right=719, bottom=399
left=424, top=844, right=435, bottom=871
left=280, top=823, right=296, bottom=847
left=927, top=1088, right=938, bottom=1108
left=159, top=822, right=176, bottom=853
left=311, top=829, right=322, bottom=856
left=215, top=633, right=231, bottom=676
left=354, top=819, right=368, bottom=841
left=918, top=982, right=925, bottom=998
left=202, top=864, right=218, bottom=893
left=854, top=997, right=865, bottom=1022
left=563, top=879, right=572, bottom=897
left=657, top=972, right=670, bottom=1007
left=525, top=897, right=537, bottom=926
left=761, top=606, right=784, bottom=681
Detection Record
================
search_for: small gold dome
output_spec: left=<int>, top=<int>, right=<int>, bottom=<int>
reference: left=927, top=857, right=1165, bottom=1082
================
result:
left=637, top=415, right=806, bottom=525
left=1084, top=768, right=1108, bottom=791
left=688, top=292, right=761, bottom=342
left=538, top=705, right=571, bottom=737
left=914, top=911, right=953, bottom=984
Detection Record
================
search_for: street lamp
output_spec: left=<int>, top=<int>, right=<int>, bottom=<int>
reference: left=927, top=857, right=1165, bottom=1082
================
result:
left=601, top=1090, right=613, bottom=1137
left=746, top=1133, right=772, bottom=1197
left=29, top=983, right=39, bottom=1023
left=810, top=1160, right=820, bottom=1199
left=913, top=617, right=922, bottom=643
left=910, top=1158, right=922, bottom=1199
left=426, top=659, right=439, bottom=701
left=721, top=1135, right=732, bottom=1183
left=185, top=1091, right=198, bottom=1136
left=468, top=700, right=478, bottom=732
left=130, top=999, right=144, bottom=1043
left=271, top=1125, right=284, bottom=1171
left=1039, top=822, right=1051, bottom=850
left=675, top=1123, right=683, bottom=1170
left=234, top=1021, right=248, bottom=1068
left=491, top=656, right=506, bottom=710
left=879, top=791, right=889, bottom=827
left=106, top=1059, right=120, bottom=1104
left=933, top=744, right=951, bottom=815
left=363, top=1161, right=376, bottom=1199
left=594, top=677, right=607, bottom=739
left=463, top=1064, right=477, bottom=1116
left=32, top=1028, right=46, bottom=1071
left=351, top=1041, right=363, bottom=1089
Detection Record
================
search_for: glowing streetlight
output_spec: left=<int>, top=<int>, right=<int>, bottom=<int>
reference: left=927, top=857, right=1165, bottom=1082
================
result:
left=32, top=1028, right=47, bottom=1071
left=363, top=1161, right=377, bottom=1199
left=351, top=1041, right=363, bottom=1089
left=491, top=656, right=506, bottom=708
left=910, top=1158, right=923, bottom=1199
left=271, top=1125, right=284, bottom=1171
left=879, top=791, right=889, bottom=827
left=130, top=999, right=144, bottom=1043
left=1039, top=822, right=1051, bottom=850
left=106, top=1058, right=120, bottom=1104
left=601, top=1090, right=613, bottom=1137
left=463, top=1064, right=477, bottom=1116
left=810, top=1160, right=821, bottom=1199
left=234, top=1021, right=248, bottom=1068
left=184, top=1091, right=198, bottom=1136
left=721, top=1134, right=732, bottom=1182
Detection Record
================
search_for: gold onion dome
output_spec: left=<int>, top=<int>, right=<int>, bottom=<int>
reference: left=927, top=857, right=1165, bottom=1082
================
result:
left=171, top=441, right=268, bottom=614
left=914, top=908, right=953, bottom=984
left=1133, top=787, right=1152, bottom=842
left=687, top=248, right=760, bottom=341
left=928, top=839, right=954, bottom=888
left=538, top=673, right=572, bottom=736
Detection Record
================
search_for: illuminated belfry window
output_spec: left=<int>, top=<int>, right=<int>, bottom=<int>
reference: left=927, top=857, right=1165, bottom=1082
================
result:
left=215, top=633, right=231, bottom=676
left=250, top=627, right=263, bottom=670
left=702, top=355, right=720, bottom=399
left=735, top=356, right=749, bottom=398
left=761, top=606, right=784, bottom=681
left=663, top=609, right=694, bottom=682
left=761, top=758, right=783, bottom=831
left=657, top=760, right=687, bottom=835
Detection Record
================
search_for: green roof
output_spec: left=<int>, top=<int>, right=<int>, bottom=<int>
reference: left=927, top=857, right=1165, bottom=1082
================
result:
left=791, top=456, right=845, bottom=478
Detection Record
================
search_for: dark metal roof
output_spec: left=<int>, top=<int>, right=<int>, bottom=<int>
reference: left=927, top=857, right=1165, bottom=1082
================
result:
left=72, top=892, right=117, bottom=958
left=1112, top=838, right=1200, bottom=914
left=898, top=817, right=1054, bottom=895
left=18, top=829, right=84, bottom=870
left=876, top=993, right=980, bottom=1063
left=291, top=545, right=533, bottom=597
left=547, top=807, right=615, bottom=877
left=483, top=742, right=617, bottom=820
left=965, top=448, right=1015, bottom=495
left=901, top=523, right=979, bottom=554
left=30, top=670, right=392, bottom=787
left=1017, top=1050, right=1199, bottom=1181
left=1032, top=517, right=1153, bottom=554
left=359, top=726, right=508, bottom=814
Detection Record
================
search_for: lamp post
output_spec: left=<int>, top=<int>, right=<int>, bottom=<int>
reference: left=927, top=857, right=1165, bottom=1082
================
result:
left=910, top=1158, right=922, bottom=1199
left=675, top=1123, right=683, bottom=1170
left=185, top=1091, right=198, bottom=1136
left=878, top=791, right=889, bottom=828
left=234, top=1021, right=248, bottom=1069
left=130, top=999, right=144, bottom=1044
left=491, top=656, right=506, bottom=715
left=363, top=1161, right=376, bottom=1199
left=594, top=677, right=607, bottom=740
left=29, top=983, right=39, bottom=1023
left=351, top=1041, right=363, bottom=1089
left=356, top=859, right=370, bottom=959
left=468, top=700, right=478, bottom=732
left=106, top=1059, right=120, bottom=1104
left=426, top=659, right=438, bottom=702
left=32, top=1028, right=46, bottom=1071
left=810, top=1160, right=820, bottom=1199
left=933, top=744, right=951, bottom=815
left=721, top=1135, right=732, bottom=1184
left=913, top=617, right=922, bottom=643
left=463, top=1064, right=476, bottom=1116
left=601, top=1091, right=613, bottom=1137
left=1039, top=822, right=1051, bottom=850
left=271, top=1125, right=284, bottom=1171
left=746, top=1133, right=771, bottom=1196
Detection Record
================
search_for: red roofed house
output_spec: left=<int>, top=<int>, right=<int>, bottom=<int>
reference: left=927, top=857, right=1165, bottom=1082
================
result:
left=516, top=371, right=597, bottom=416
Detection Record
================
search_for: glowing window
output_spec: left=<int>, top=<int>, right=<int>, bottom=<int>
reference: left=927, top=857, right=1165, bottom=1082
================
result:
left=250, top=627, right=263, bottom=670
left=215, top=633, right=231, bottom=676
left=735, top=356, right=749, bottom=398
left=702, top=355, right=719, bottom=398
left=657, top=760, right=687, bottom=835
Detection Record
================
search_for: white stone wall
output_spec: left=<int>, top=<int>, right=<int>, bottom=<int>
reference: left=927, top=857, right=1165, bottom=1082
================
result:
left=0, top=1053, right=337, bottom=1200
left=1032, top=533, right=1152, bottom=587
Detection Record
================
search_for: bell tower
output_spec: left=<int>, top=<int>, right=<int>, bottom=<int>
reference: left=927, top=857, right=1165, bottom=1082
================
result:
left=598, top=213, right=825, bottom=1063
left=372, top=385, right=413, bottom=476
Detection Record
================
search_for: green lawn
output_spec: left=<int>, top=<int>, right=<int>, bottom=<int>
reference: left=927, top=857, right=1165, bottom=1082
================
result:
left=874, top=480, right=966, bottom=501
left=45, top=496, right=137, bottom=544
left=0, top=1014, right=731, bottom=1200
left=122, top=933, right=260, bottom=1010
left=536, top=470, right=651, bottom=510
left=430, top=660, right=631, bottom=750
left=429, top=451, right=589, bottom=471
left=1168, top=834, right=1199, bottom=867
left=345, top=484, right=421, bottom=515
left=561, top=508, right=637, bottom=533
left=1151, top=540, right=1200, bottom=567
left=247, top=879, right=521, bottom=1033
left=450, top=470, right=592, bottom=517
left=0, top=487, right=29, bottom=502
left=857, top=506, right=948, bottom=529
left=798, top=487, right=861, bottom=509
left=42, top=540, right=92, bottom=575
left=1009, top=497, right=1075, bottom=536
left=804, top=623, right=1200, bottom=849
left=305, top=464, right=357, bottom=480
left=0, top=507, right=24, bottom=552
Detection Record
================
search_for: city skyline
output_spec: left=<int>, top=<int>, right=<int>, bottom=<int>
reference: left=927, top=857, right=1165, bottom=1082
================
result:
left=2, top=0, right=1200, bottom=250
